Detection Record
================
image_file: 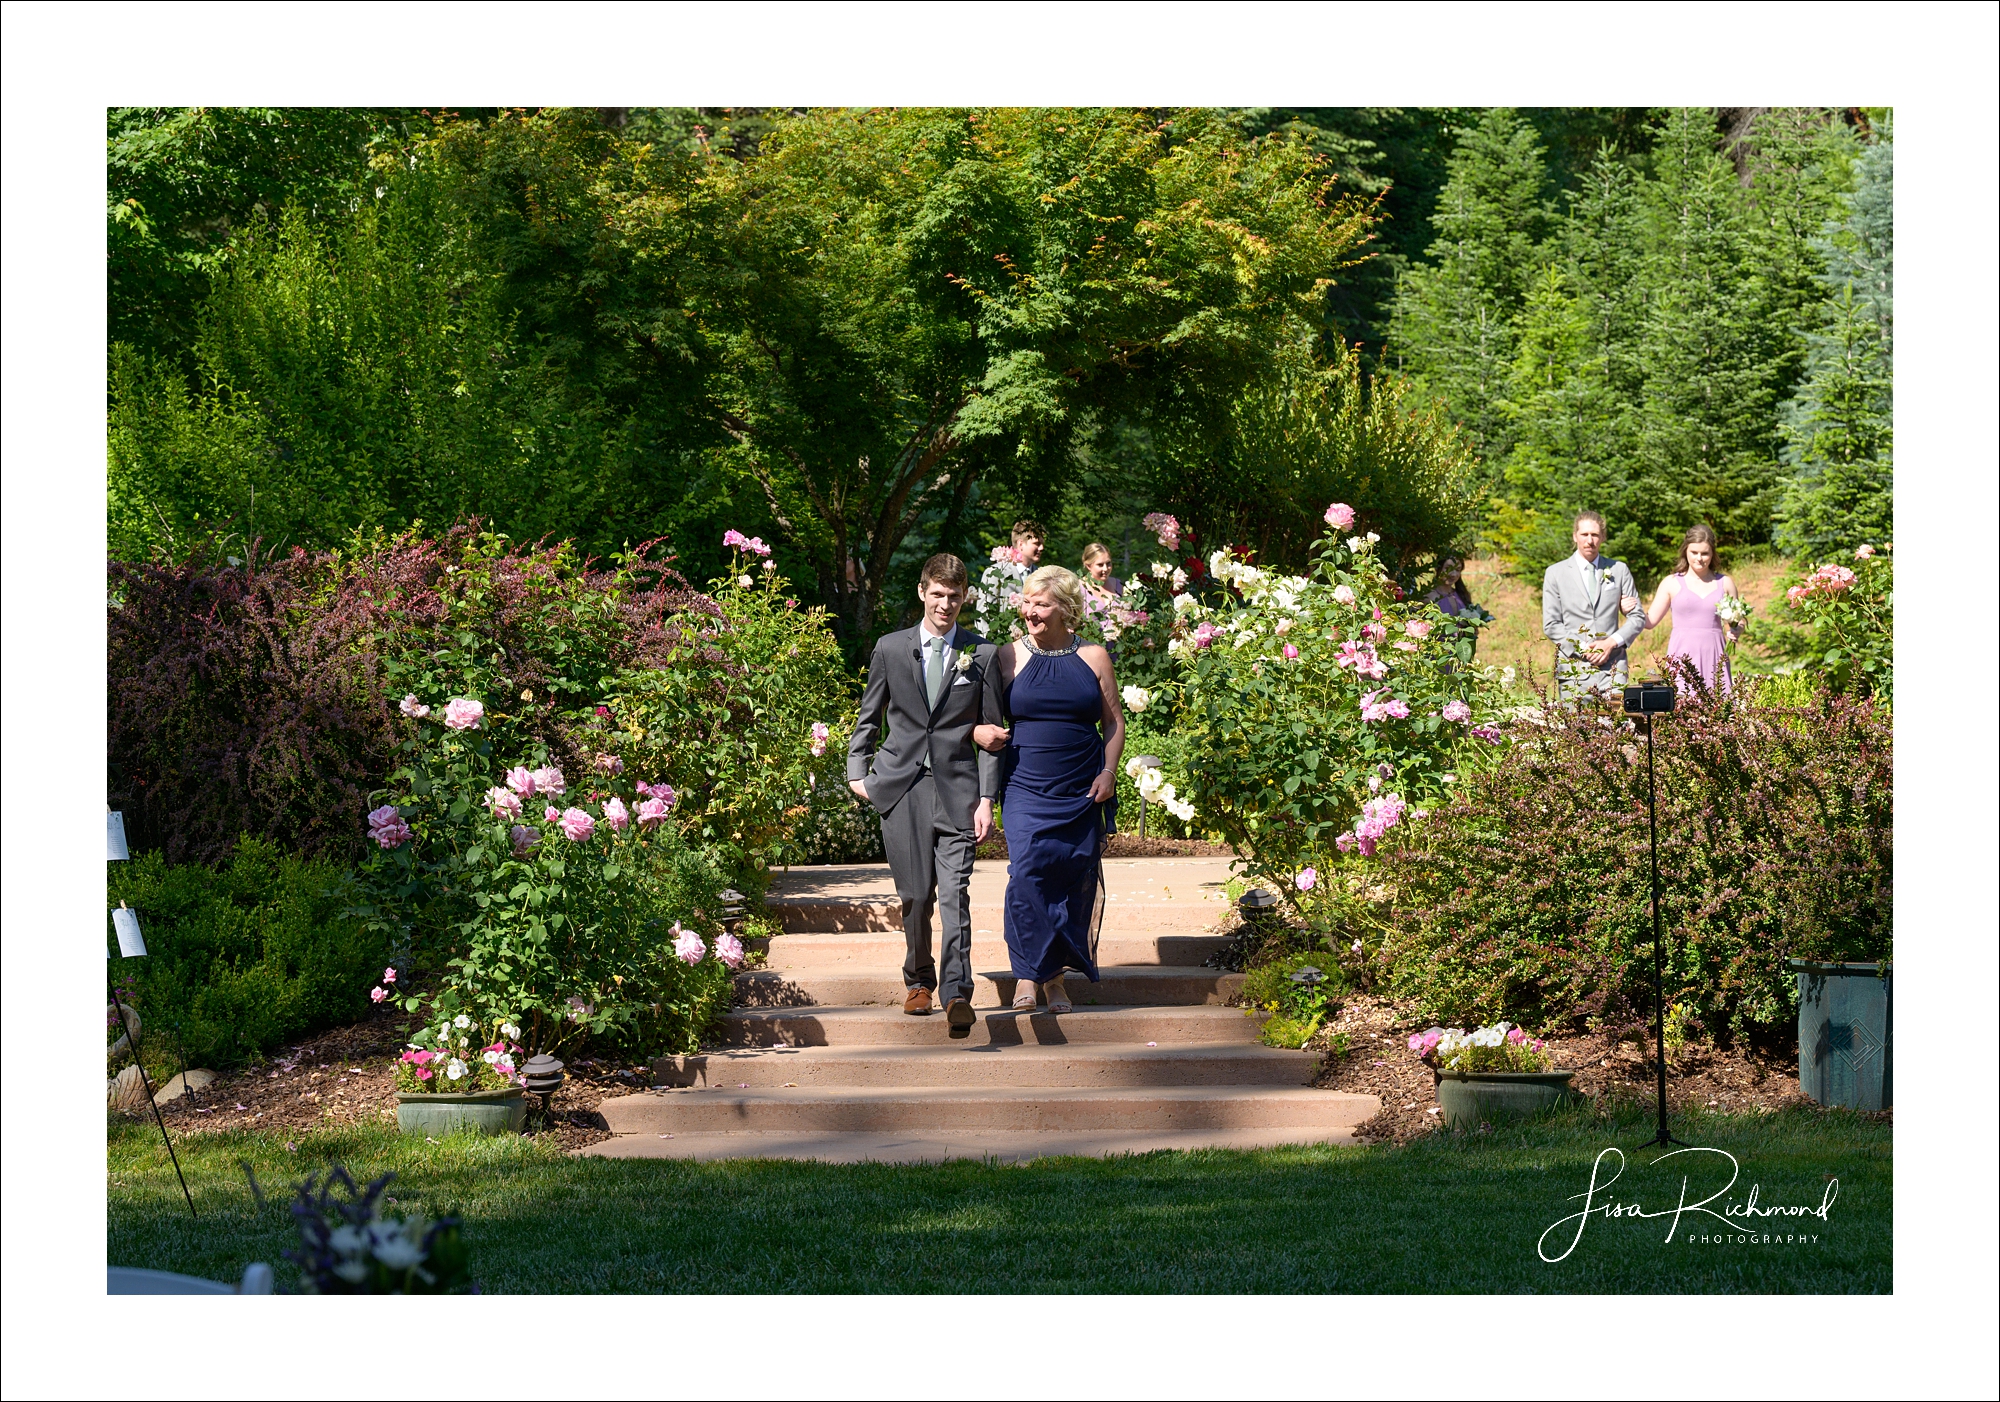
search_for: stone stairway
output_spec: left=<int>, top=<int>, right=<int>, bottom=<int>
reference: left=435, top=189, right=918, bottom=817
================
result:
left=581, top=858, right=1378, bottom=1163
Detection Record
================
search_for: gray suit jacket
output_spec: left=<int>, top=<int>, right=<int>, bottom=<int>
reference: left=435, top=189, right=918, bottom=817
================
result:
left=1542, top=552, right=1646, bottom=662
left=846, top=624, right=1002, bottom=829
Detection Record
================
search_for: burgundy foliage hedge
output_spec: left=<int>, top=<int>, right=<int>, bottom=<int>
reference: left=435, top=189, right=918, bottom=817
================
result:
left=1377, top=677, right=1892, bottom=1042
left=109, top=523, right=719, bottom=865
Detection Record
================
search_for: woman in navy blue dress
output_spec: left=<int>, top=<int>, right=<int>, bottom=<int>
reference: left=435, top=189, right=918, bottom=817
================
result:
left=975, top=565, right=1126, bottom=1013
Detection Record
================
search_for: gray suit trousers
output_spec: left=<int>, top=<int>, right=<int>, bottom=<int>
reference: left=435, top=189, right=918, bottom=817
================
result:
left=880, top=774, right=976, bottom=999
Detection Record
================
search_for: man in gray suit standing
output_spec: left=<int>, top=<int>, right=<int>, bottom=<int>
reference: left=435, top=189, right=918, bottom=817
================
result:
left=847, top=553, right=1002, bottom=1035
left=1542, top=509, right=1647, bottom=701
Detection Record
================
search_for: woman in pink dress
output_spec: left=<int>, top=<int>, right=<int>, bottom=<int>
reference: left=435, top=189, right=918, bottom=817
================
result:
left=1640, top=523, right=1743, bottom=695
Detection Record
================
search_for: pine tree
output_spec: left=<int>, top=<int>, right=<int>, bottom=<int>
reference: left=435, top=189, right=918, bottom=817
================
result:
left=1633, top=107, right=1779, bottom=553
left=1774, top=127, right=1893, bottom=558
left=1388, top=107, right=1556, bottom=476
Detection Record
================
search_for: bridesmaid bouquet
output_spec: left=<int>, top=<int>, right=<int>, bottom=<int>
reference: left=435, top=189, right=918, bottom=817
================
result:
left=1714, top=594, right=1751, bottom=627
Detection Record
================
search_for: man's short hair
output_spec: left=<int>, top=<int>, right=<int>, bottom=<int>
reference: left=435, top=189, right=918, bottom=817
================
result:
left=1573, top=509, right=1606, bottom=532
left=1010, top=519, right=1046, bottom=545
left=918, top=553, right=969, bottom=592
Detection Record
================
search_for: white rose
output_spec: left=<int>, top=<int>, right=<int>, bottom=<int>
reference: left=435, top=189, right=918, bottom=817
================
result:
left=1121, top=685, right=1150, bottom=712
left=1172, top=592, right=1198, bottom=614
left=1347, top=535, right=1368, bottom=553
left=1171, top=568, right=1188, bottom=590
left=736, top=575, right=753, bottom=589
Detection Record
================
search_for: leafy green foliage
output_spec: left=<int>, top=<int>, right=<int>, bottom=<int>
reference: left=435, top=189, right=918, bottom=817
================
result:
left=1377, top=678, right=1891, bottom=1040
left=1778, top=550, right=1894, bottom=700
left=1240, top=952, right=1348, bottom=1048
left=107, top=838, right=386, bottom=1070
left=600, top=552, right=857, bottom=889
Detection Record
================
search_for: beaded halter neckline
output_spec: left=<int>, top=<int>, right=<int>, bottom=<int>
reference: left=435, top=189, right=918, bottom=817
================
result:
left=1020, top=632, right=1080, bottom=657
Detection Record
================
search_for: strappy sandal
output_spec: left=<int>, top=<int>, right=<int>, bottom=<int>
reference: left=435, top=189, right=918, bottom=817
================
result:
left=1011, top=984, right=1039, bottom=1012
left=1043, top=978, right=1072, bottom=1014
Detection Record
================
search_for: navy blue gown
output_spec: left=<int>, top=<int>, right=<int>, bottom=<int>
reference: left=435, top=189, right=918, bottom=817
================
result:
left=996, top=648, right=1116, bottom=983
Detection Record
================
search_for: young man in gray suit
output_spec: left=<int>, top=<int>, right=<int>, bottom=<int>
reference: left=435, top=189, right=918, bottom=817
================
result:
left=1542, top=510, right=1647, bottom=701
left=846, top=554, right=1002, bottom=1035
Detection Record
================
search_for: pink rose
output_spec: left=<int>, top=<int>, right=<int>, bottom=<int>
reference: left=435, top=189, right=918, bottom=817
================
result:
left=1441, top=700, right=1472, bottom=723
left=715, top=932, right=745, bottom=969
left=603, top=796, right=630, bottom=831
left=1404, top=619, right=1431, bottom=639
left=371, top=986, right=388, bottom=1003
left=1323, top=502, right=1356, bottom=531
left=809, top=721, right=831, bottom=758
left=531, top=766, right=566, bottom=797
left=544, top=805, right=561, bottom=824
left=505, top=766, right=537, bottom=797
left=1854, top=544, right=1875, bottom=560
left=636, top=797, right=670, bottom=829
left=1294, top=868, right=1317, bottom=892
left=1392, top=641, right=1418, bottom=652
left=510, top=824, right=538, bottom=855
left=399, top=695, right=431, bottom=719
left=594, top=753, right=624, bottom=776
left=1142, top=512, right=1181, bottom=549
left=1470, top=724, right=1504, bottom=743
left=558, top=807, right=595, bottom=842
left=723, top=528, right=772, bottom=556
left=1362, top=621, right=1387, bottom=644
left=1192, top=622, right=1221, bottom=649
left=1333, top=585, right=1356, bottom=606
left=384, top=967, right=397, bottom=983
left=486, top=786, right=522, bottom=820
left=1282, top=643, right=1299, bottom=660
left=442, top=698, right=484, bottom=731
left=366, top=804, right=412, bottom=849
left=673, top=924, right=707, bottom=966
left=1359, top=690, right=1408, bottom=723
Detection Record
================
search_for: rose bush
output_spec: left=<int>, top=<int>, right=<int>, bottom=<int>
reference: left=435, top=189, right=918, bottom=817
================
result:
left=353, top=693, right=740, bottom=1057
left=1782, top=543, right=1892, bottom=700
left=1160, top=507, right=1509, bottom=913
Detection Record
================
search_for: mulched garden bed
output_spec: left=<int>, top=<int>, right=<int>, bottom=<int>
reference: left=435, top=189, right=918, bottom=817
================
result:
left=136, top=1006, right=625, bottom=1152
left=1312, top=993, right=1832, bottom=1143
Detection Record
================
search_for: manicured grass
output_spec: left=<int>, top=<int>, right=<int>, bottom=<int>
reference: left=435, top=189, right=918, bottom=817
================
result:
left=108, top=1105, right=1887, bottom=1293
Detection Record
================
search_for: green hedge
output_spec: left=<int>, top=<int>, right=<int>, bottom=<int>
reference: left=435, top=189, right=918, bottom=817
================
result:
left=108, top=838, right=386, bottom=1070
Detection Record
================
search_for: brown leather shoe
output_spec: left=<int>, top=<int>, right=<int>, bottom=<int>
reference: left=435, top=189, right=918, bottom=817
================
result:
left=903, top=986, right=934, bottom=1015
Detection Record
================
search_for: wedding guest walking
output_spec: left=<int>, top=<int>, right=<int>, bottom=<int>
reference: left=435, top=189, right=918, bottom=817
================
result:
left=974, top=566, right=1126, bottom=1014
left=1541, top=510, right=1646, bottom=702
left=1080, top=541, right=1124, bottom=602
left=847, top=555, right=1003, bottom=1037
left=1423, top=556, right=1474, bottom=618
left=1639, top=523, right=1742, bottom=695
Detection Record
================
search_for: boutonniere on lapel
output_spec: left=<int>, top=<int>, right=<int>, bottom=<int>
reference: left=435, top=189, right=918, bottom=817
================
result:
left=953, top=651, right=975, bottom=676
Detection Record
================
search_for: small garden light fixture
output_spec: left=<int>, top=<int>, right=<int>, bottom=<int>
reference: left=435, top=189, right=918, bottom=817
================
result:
left=522, top=1053, right=565, bottom=1125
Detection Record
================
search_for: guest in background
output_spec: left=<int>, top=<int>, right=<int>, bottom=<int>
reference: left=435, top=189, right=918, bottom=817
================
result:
left=1011, top=519, right=1046, bottom=569
left=1541, top=510, right=1645, bottom=702
left=1423, top=556, right=1475, bottom=617
left=1639, top=522, right=1742, bottom=695
left=1424, top=555, right=1489, bottom=661
left=1080, top=541, right=1123, bottom=602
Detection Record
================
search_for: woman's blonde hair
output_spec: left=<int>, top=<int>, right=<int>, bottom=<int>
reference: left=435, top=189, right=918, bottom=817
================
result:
left=1081, top=541, right=1110, bottom=565
left=1021, top=564, right=1086, bottom=630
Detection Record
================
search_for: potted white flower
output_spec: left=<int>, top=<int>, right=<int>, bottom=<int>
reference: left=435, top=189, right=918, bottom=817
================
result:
left=1411, top=1021, right=1578, bottom=1130
left=392, top=1014, right=531, bottom=1136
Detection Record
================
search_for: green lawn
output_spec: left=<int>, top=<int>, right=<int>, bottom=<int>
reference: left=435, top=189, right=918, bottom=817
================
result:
left=109, top=1105, right=1888, bottom=1293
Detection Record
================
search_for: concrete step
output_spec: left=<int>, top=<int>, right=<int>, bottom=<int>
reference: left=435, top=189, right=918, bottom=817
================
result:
left=651, top=1042, right=1314, bottom=1089
left=718, top=1003, right=1267, bottom=1049
left=576, top=1126, right=1366, bottom=1163
left=751, top=930, right=1232, bottom=968
left=766, top=898, right=1226, bottom=935
left=597, top=1084, right=1380, bottom=1135
left=734, top=967, right=1244, bottom=1009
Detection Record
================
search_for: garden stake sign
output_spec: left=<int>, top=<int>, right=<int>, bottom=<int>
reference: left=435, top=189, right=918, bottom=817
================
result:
left=109, top=816, right=196, bottom=1218
left=1622, top=685, right=1687, bottom=1152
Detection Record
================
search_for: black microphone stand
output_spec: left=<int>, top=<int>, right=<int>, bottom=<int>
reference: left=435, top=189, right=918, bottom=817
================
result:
left=1633, top=711, right=1686, bottom=1151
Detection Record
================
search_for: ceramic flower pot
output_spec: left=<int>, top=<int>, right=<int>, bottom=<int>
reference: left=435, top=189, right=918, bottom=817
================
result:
left=395, top=1087, right=526, bottom=1136
left=1434, top=1070, right=1579, bottom=1131
left=1789, top=960, right=1891, bottom=1111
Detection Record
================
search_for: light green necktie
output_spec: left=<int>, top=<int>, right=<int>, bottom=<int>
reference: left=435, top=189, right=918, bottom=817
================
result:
left=925, top=636, right=944, bottom=708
